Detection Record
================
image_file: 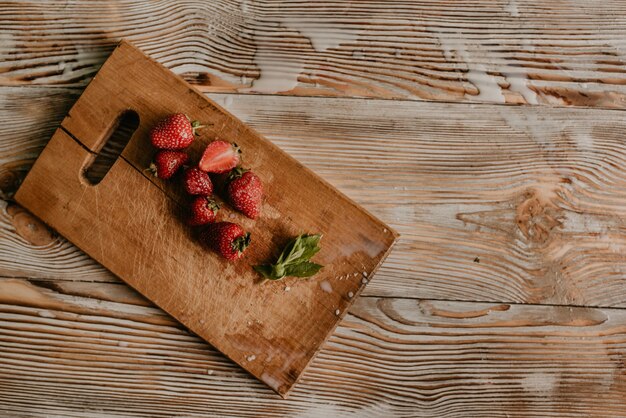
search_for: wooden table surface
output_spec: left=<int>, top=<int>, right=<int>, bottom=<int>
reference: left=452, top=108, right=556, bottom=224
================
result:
left=2, top=1, right=626, bottom=417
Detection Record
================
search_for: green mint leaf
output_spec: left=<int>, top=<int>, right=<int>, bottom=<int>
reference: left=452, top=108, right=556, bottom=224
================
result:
left=284, top=261, right=323, bottom=278
left=298, top=234, right=322, bottom=261
left=254, top=233, right=324, bottom=281
left=271, top=263, right=286, bottom=279
left=253, top=265, right=273, bottom=279
left=276, top=236, right=298, bottom=265
left=253, top=264, right=287, bottom=281
left=284, top=236, right=307, bottom=265
left=279, top=234, right=321, bottom=265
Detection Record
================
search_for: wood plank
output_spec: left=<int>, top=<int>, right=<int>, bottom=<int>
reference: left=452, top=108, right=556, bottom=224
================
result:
left=4, top=87, right=626, bottom=307
left=13, top=42, right=397, bottom=397
left=0, top=199, right=117, bottom=282
left=0, top=87, right=80, bottom=198
left=1, top=277, right=626, bottom=417
left=3, top=1, right=626, bottom=108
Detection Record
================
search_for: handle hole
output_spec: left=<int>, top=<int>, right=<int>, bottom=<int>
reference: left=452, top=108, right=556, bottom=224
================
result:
left=83, top=110, right=140, bottom=185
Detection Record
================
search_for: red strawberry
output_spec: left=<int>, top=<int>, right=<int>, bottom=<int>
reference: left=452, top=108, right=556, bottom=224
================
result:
left=201, top=222, right=250, bottom=260
left=199, top=141, right=240, bottom=173
left=226, top=167, right=263, bottom=219
left=149, top=150, right=189, bottom=179
left=188, top=197, right=219, bottom=226
left=183, top=167, right=213, bottom=196
left=150, top=113, right=203, bottom=150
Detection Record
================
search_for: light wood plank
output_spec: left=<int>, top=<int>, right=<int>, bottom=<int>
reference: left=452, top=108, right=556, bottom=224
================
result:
left=1, top=277, right=626, bottom=417
left=3, top=0, right=626, bottom=107
left=0, top=199, right=117, bottom=282
left=0, top=87, right=79, bottom=198
left=3, top=87, right=626, bottom=307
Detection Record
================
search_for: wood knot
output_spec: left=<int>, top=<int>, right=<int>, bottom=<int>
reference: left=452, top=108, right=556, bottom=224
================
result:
left=6, top=203, right=55, bottom=246
left=516, top=189, right=562, bottom=244
left=0, top=170, right=22, bottom=196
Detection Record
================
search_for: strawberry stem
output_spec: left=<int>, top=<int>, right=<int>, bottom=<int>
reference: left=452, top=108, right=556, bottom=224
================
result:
left=191, top=120, right=207, bottom=136
left=232, top=232, right=251, bottom=255
left=206, top=198, right=220, bottom=213
left=145, top=163, right=158, bottom=177
left=228, top=165, right=249, bottom=181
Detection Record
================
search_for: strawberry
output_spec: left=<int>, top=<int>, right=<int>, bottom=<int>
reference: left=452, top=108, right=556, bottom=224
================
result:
left=226, top=167, right=263, bottom=219
left=188, top=197, right=219, bottom=226
left=148, top=150, right=189, bottom=179
left=183, top=167, right=213, bottom=196
left=201, top=222, right=250, bottom=260
left=150, top=113, right=203, bottom=150
left=199, top=141, right=240, bottom=173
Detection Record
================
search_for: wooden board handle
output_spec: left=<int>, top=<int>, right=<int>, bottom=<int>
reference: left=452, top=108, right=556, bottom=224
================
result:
left=81, top=110, right=140, bottom=185
left=61, top=42, right=147, bottom=153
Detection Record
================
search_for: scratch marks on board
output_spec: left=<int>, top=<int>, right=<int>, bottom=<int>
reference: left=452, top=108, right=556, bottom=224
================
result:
left=93, top=185, right=105, bottom=261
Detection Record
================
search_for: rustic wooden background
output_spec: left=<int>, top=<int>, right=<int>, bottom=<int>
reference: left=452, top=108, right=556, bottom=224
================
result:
left=2, top=0, right=626, bottom=416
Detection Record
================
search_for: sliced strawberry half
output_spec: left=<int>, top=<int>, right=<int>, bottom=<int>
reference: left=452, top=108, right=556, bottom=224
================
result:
left=199, top=141, right=241, bottom=173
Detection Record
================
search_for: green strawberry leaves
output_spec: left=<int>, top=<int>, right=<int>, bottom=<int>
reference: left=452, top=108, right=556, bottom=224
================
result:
left=233, top=232, right=251, bottom=254
left=254, top=234, right=323, bottom=281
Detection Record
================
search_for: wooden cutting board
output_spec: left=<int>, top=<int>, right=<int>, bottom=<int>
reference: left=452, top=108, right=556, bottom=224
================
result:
left=14, top=40, right=398, bottom=397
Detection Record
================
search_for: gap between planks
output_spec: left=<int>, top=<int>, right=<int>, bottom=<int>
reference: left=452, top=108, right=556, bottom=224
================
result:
left=3, top=276, right=626, bottom=313
left=9, top=85, right=626, bottom=114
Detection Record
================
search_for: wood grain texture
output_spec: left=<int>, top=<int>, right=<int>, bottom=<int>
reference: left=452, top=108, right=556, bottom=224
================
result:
left=4, top=3, right=626, bottom=413
left=3, top=0, right=626, bottom=107
left=4, top=86, right=626, bottom=308
left=0, top=87, right=79, bottom=198
left=0, top=199, right=116, bottom=282
left=1, top=276, right=626, bottom=417
left=13, top=41, right=397, bottom=397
